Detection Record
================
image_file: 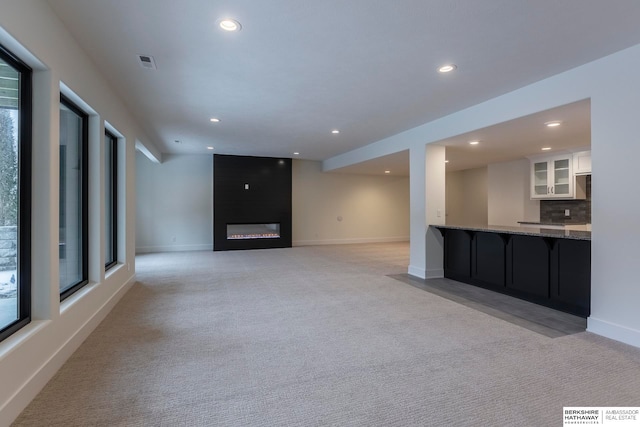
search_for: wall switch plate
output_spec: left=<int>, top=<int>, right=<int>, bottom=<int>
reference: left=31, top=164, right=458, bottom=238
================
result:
left=437, top=209, right=442, bottom=218
left=565, top=209, right=570, bottom=217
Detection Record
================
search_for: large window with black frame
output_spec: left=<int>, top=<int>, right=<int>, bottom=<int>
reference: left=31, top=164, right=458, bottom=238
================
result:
left=59, top=95, right=88, bottom=300
left=104, top=130, right=117, bottom=270
left=0, top=44, right=32, bottom=342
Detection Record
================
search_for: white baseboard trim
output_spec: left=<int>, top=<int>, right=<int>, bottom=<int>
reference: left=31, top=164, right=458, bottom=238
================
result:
left=293, top=236, right=409, bottom=246
left=136, top=243, right=213, bottom=253
left=587, top=316, right=640, bottom=349
left=1, top=274, right=136, bottom=424
left=407, top=265, right=426, bottom=279
left=425, top=268, right=444, bottom=279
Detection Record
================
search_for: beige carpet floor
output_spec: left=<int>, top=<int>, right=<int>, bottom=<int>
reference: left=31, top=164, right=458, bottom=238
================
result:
left=13, top=243, right=640, bottom=426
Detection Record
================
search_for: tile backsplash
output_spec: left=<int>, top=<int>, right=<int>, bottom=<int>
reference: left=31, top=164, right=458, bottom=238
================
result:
left=540, top=175, right=591, bottom=224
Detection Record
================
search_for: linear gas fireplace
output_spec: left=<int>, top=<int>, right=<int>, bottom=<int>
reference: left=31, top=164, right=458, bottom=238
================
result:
left=227, top=223, right=280, bottom=240
left=213, top=155, right=292, bottom=251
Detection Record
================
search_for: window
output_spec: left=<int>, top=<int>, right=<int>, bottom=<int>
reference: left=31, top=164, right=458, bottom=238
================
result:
left=104, top=130, right=117, bottom=269
left=0, top=44, right=32, bottom=342
left=59, top=95, right=88, bottom=300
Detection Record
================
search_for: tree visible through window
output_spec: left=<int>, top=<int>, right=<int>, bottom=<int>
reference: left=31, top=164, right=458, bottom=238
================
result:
left=0, top=109, right=17, bottom=226
left=0, top=47, right=31, bottom=341
left=0, top=108, right=18, bottom=330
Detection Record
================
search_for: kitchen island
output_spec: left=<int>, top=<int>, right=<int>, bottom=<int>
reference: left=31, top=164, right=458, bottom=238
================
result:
left=433, top=224, right=590, bottom=317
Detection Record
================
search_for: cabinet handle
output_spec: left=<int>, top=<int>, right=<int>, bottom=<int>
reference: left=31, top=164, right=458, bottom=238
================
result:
left=551, top=186, right=554, bottom=194
left=547, top=186, right=550, bottom=194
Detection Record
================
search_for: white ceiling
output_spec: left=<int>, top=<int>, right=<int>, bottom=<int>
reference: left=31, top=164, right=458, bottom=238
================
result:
left=331, top=150, right=410, bottom=176
left=331, top=99, right=590, bottom=176
left=46, top=1, right=640, bottom=166
left=440, top=99, right=591, bottom=172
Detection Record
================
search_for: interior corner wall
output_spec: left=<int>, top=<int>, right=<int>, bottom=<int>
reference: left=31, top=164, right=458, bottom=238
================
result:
left=487, top=158, right=540, bottom=226
left=292, top=160, right=409, bottom=245
left=136, top=152, right=213, bottom=253
left=445, top=167, right=488, bottom=225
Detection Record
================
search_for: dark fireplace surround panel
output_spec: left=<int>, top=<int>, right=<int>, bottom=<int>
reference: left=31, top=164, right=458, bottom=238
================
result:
left=213, top=154, right=292, bottom=251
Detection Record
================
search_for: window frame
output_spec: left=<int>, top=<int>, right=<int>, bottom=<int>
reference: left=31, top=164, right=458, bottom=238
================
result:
left=59, top=94, right=89, bottom=301
left=104, top=129, right=117, bottom=270
left=0, top=43, right=32, bottom=343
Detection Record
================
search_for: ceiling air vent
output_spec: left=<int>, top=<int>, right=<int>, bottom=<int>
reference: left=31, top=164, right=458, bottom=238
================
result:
left=137, top=54, right=157, bottom=70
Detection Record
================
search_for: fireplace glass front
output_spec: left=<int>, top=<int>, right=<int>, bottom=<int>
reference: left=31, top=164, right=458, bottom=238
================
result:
left=227, top=223, right=280, bottom=240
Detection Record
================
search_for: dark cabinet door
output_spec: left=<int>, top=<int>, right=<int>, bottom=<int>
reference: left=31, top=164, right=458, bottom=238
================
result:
left=473, top=232, right=506, bottom=288
left=506, top=235, right=550, bottom=299
left=444, top=229, right=472, bottom=280
left=551, top=239, right=591, bottom=316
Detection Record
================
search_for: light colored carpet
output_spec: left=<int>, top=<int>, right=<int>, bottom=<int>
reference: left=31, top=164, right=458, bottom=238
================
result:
left=12, top=243, right=640, bottom=426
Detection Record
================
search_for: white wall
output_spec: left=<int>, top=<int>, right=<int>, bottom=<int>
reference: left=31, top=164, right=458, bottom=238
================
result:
left=134, top=156, right=409, bottom=250
left=324, top=43, right=640, bottom=349
left=408, top=144, right=427, bottom=278
left=487, top=159, right=540, bottom=226
left=0, top=1, right=154, bottom=423
left=136, top=153, right=213, bottom=252
left=292, top=160, right=409, bottom=245
left=424, top=145, right=446, bottom=278
left=445, top=171, right=463, bottom=224
left=445, top=167, right=488, bottom=225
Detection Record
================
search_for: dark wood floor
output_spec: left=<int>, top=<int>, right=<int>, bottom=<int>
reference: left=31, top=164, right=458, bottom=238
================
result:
left=390, top=274, right=586, bottom=338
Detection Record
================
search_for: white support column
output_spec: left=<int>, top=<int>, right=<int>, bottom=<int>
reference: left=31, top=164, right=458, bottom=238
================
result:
left=425, top=144, right=446, bottom=278
left=408, top=143, right=426, bottom=278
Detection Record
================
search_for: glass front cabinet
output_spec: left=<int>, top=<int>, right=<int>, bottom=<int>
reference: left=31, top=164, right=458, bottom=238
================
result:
left=530, top=154, right=574, bottom=199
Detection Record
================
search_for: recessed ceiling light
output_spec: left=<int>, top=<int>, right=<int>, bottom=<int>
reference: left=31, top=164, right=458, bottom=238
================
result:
left=469, top=141, right=479, bottom=145
left=293, top=152, right=300, bottom=155
left=384, top=170, right=391, bottom=174
left=541, top=147, right=552, bottom=151
left=331, top=129, right=340, bottom=134
left=545, top=121, right=561, bottom=127
left=438, top=64, right=457, bottom=73
left=207, top=146, right=214, bottom=150
left=210, top=118, right=220, bottom=123
left=219, top=19, right=241, bottom=32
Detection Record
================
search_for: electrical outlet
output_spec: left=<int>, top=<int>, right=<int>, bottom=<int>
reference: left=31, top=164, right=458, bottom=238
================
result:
left=565, top=209, right=570, bottom=217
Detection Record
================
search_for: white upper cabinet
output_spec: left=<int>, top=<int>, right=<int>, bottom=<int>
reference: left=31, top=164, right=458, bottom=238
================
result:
left=531, top=158, right=551, bottom=197
left=573, top=150, right=592, bottom=175
left=529, top=152, right=586, bottom=200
